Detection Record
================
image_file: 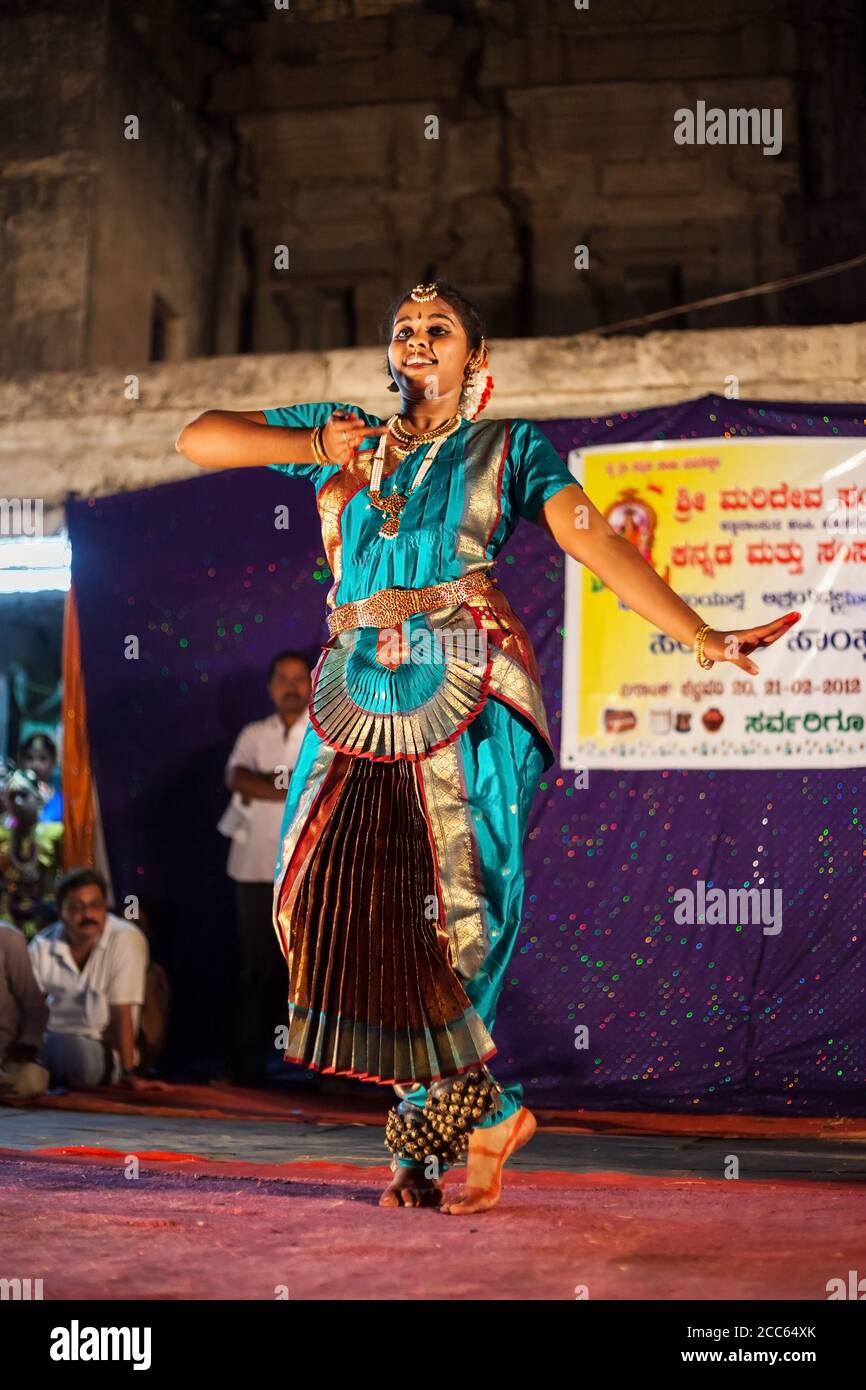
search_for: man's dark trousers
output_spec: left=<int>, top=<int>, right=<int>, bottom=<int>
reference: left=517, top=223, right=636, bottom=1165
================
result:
left=231, top=881, right=287, bottom=1084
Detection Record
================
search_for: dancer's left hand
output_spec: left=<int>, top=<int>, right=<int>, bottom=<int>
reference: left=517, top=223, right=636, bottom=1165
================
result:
left=702, top=610, right=801, bottom=674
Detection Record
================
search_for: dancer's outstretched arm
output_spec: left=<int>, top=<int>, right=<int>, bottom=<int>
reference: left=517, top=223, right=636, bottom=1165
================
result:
left=175, top=408, right=387, bottom=470
left=539, top=483, right=801, bottom=674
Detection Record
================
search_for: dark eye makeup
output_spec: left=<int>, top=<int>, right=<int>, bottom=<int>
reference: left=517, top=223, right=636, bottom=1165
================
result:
left=393, top=325, right=451, bottom=338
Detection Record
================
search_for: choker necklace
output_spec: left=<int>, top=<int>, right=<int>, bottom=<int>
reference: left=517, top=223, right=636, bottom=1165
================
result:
left=389, top=412, right=460, bottom=458
left=367, top=413, right=462, bottom=539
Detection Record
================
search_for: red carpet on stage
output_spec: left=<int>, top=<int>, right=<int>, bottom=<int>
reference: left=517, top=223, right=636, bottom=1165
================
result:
left=1, top=1147, right=863, bottom=1302
left=23, top=1082, right=866, bottom=1140
left=2, top=1084, right=864, bottom=1300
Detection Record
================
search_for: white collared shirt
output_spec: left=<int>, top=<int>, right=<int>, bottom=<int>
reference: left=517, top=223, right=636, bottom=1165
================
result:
left=28, top=913, right=148, bottom=1042
left=223, top=711, right=309, bottom=882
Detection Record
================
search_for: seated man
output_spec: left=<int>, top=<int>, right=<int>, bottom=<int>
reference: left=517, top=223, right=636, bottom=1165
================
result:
left=29, top=868, right=149, bottom=1090
left=0, top=920, right=50, bottom=1100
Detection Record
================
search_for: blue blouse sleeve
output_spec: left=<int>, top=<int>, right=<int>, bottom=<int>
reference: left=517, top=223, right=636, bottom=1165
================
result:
left=508, top=418, right=581, bottom=525
left=262, top=401, right=365, bottom=481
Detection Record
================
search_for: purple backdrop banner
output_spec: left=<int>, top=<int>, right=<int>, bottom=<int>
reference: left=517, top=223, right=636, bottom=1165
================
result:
left=67, top=394, right=866, bottom=1114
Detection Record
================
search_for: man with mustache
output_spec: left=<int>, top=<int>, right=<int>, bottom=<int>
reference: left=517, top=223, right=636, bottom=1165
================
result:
left=28, top=868, right=150, bottom=1090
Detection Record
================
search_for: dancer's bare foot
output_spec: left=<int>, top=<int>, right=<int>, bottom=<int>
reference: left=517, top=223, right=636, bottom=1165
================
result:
left=440, top=1106, right=536, bottom=1215
left=379, top=1162, right=444, bottom=1209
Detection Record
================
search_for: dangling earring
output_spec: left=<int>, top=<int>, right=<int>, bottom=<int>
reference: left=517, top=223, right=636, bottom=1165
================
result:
left=458, top=337, right=494, bottom=420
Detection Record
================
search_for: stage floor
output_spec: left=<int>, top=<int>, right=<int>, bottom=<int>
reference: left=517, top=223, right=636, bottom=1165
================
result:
left=3, top=1088, right=865, bottom=1300
left=3, top=1103, right=866, bottom=1180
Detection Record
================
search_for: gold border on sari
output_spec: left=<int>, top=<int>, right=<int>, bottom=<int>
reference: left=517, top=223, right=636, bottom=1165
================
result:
left=415, top=739, right=490, bottom=981
left=454, top=419, right=511, bottom=565
left=315, top=444, right=404, bottom=611
left=272, top=737, right=339, bottom=957
left=488, top=644, right=553, bottom=752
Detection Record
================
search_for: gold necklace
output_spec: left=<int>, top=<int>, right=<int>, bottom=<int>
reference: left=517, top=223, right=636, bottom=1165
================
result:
left=368, top=415, right=462, bottom=538
left=389, top=413, right=461, bottom=458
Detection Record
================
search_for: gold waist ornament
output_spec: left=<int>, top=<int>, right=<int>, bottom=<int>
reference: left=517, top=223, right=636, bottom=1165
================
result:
left=325, top=569, right=496, bottom=638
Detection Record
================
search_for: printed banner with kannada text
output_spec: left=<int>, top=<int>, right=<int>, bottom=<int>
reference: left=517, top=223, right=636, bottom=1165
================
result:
left=561, top=436, right=866, bottom=769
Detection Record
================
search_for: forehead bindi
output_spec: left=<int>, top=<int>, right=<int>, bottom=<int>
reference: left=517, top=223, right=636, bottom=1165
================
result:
left=393, top=302, right=456, bottom=328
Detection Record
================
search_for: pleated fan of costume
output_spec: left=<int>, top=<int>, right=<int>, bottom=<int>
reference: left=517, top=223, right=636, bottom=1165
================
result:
left=308, top=609, right=495, bottom=761
left=277, top=748, right=497, bottom=1084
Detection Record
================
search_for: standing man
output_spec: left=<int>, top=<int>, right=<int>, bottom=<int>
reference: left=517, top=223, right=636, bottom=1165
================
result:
left=223, top=650, right=311, bottom=1085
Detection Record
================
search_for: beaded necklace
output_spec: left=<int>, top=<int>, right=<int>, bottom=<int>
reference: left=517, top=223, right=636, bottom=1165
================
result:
left=367, top=413, right=463, bottom=539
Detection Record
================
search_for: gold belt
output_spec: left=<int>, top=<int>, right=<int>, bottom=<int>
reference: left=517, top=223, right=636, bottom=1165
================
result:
left=326, top=568, right=496, bottom=637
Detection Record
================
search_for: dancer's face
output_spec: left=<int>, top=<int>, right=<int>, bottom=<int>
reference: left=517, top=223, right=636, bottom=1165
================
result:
left=388, top=297, right=477, bottom=406
left=269, top=658, right=311, bottom=719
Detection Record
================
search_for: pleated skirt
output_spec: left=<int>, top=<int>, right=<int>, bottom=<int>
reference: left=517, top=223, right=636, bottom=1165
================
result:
left=276, top=752, right=496, bottom=1085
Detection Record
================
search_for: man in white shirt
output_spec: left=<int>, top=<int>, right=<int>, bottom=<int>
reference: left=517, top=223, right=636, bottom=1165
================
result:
left=223, top=649, right=311, bottom=1084
left=29, top=868, right=149, bottom=1090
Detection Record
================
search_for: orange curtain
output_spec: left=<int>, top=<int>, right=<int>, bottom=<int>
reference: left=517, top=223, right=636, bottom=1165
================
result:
left=61, top=581, right=96, bottom=868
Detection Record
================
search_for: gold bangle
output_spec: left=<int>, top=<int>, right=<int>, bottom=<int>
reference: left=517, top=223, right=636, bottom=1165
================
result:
left=694, top=621, right=714, bottom=669
left=310, top=424, right=332, bottom=466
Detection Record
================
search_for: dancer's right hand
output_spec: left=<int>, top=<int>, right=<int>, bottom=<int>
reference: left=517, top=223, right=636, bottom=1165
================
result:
left=320, top=410, right=389, bottom=466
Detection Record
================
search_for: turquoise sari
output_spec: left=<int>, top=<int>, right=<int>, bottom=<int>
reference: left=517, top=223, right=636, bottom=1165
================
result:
left=264, top=403, right=579, bottom=1155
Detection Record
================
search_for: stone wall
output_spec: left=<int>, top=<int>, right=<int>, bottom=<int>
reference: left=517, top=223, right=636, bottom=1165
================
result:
left=1, top=321, right=863, bottom=531
left=211, top=0, right=866, bottom=349
left=0, top=0, right=244, bottom=375
left=0, top=2, right=106, bottom=373
left=86, top=6, right=244, bottom=366
left=2, top=0, right=864, bottom=375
